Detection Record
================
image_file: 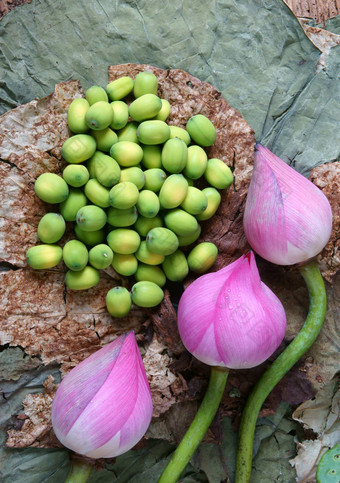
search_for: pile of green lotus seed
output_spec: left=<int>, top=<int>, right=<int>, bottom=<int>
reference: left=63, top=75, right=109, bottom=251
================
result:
left=26, top=71, right=233, bottom=318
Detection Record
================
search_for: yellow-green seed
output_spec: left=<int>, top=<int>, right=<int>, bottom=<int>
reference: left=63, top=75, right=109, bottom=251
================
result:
left=110, top=101, right=129, bottom=130
left=164, top=209, right=198, bottom=236
left=62, top=134, right=96, bottom=164
left=26, top=244, right=63, bottom=270
left=141, top=144, right=162, bottom=169
left=196, top=187, right=221, bottom=221
left=158, top=174, right=188, bottom=209
left=88, top=244, right=114, bottom=269
left=143, top=168, right=166, bottom=192
left=162, top=250, right=189, bottom=282
left=133, top=71, right=158, bottom=98
left=107, top=229, right=141, bottom=255
left=109, top=181, right=139, bottom=209
left=137, top=120, right=170, bottom=145
left=169, top=126, right=191, bottom=145
left=91, top=127, right=118, bottom=152
left=119, top=167, right=145, bottom=190
left=131, top=281, right=164, bottom=308
left=106, top=77, right=134, bottom=101
left=65, top=266, right=100, bottom=291
left=76, top=205, right=107, bottom=232
left=146, top=227, right=179, bottom=256
left=112, top=253, right=138, bottom=276
left=204, top=158, right=233, bottom=189
left=183, top=145, right=208, bottom=179
left=135, top=263, right=166, bottom=287
left=84, top=179, right=110, bottom=208
left=37, top=213, right=66, bottom=244
left=35, top=173, right=69, bottom=204
left=85, top=101, right=113, bottom=131
left=134, top=215, right=163, bottom=237
left=63, top=240, right=89, bottom=271
left=107, top=206, right=138, bottom=227
left=187, top=242, right=218, bottom=273
left=67, top=98, right=90, bottom=134
left=180, top=186, right=208, bottom=215
left=106, top=286, right=132, bottom=318
left=85, top=85, right=108, bottom=105
left=153, top=99, right=171, bottom=121
left=74, top=226, right=105, bottom=246
left=59, top=189, right=87, bottom=221
left=129, top=94, right=162, bottom=122
left=161, top=138, right=188, bottom=173
left=110, top=141, right=144, bottom=167
left=136, top=190, right=160, bottom=218
left=117, top=122, right=139, bottom=143
left=177, top=224, right=201, bottom=247
left=135, top=241, right=165, bottom=265
left=186, top=114, right=216, bottom=147
left=63, top=164, right=89, bottom=188
left=92, top=151, right=121, bottom=188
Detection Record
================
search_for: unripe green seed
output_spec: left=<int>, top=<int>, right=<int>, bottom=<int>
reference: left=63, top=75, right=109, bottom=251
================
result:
left=86, top=156, right=96, bottom=178
left=85, top=86, right=108, bottom=105
left=135, top=263, right=166, bottom=287
left=134, top=215, right=163, bottom=237
left=65, top=266, right=100, bottom=291
left=59, top=189, right=87, bottom=221
left=177, top=224, right=201, bottom=247
left=106, top=77, right=134, bottom=101
left=91, top=127, right=118, bottom=152
left=88, top=244, right=113, bottom=269
left=110, top=141, right=143, bottom=167
left=109, top=181, right=139, bottom=209
left=110, top=101, right=129, bottom=130
left=62, top=134, right=96, bottom=164
left=154, top=99, right=171, bottom=121
left=84, top=179, right=110, bottom=208
left=162, top=250, right=189, bottom=282
left=76, top=205, right=107, bottom=232
left=144, top=168, right=166, bottom=192
left=74, top=226, right=105, bottom=246
left=196, top=187, right=221, bottom=221
left=85, top=101, right=113, bottom=131
left=129, top=94, right=162, bottom=122
left=106, top=286, right=132, bottom=318
left=117, top=122, right=139, bottom=143
left=159, top=174, right=188, bottom=209
left=161, top=138, right=188, bottom=173
left=133, top=71, right=158, bottom=97
left=67, top=98, right=90, bottom=134
left=119, top=167, right=145, bottom=190
left=137, top=120, right=170, bottom=145
left=204, top=158, right=233, bottom=189
left=186, top=114, right=216, bottom=147
left=112, top=253, right=138, bottom=276
left=135, top=241, right=165, bottom=265
left=187, top=242, right=218, bottom=273
left=164, top=209, right=198, bottom=236
left=63, top=240, right=89, bottom=271
left=35, top=173, right=69, bottom=204
left=92, top=151, right=121, bottom=188
left=186, top=177, right=195, bottom=187
left=26, top=244, right=63, bottom=270
left=107, top=229, right=140, bottom=254
left=63, top=164, right=89, bottom=188
left=169, top=126, right=191, bottom=145
left=131, top=281, right=164, bottom=308
left=136, top=190, right=160, bottom=218
left=146, top=227, right=179, bottom=256
left=183, top=145, right=208, bottom=179
left=37, top=213, right=66, bottom=243
left=180, top=186, right=208, bottom=215
left=107, top=206, right=138, bottom=227
left=141, top=144, right=162, bottom=169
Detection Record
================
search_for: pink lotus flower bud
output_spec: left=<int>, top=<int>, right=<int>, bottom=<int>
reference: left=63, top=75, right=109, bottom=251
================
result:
left=244, top=144, right=332, bottom=265
left=51, top=332, right=153, bottom=458
left=177, top=252, right=286, bottom=369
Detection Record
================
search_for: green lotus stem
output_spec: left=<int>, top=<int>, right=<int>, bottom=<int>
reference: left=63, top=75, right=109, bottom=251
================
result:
left=235, top=261, right=327, bottom=483
left=158, top=366, right=229, bottom=483
left=65, top=459, right=93, bottom=483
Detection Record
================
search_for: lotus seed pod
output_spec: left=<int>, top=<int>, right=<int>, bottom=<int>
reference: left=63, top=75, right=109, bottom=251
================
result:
left=143, top=168, right=166, bottom=192
left=183, top=145, right=208, bottom=179
left=85, top=85, right=108, bottom=105
left=112, top=253, right=138, bottom=276
left=117, top=121, right=139, bottom=143
left=133, top=71, right=158, bottom=97
left=187, top=242, right=218, bottom=274
left=88, top=244, right=114, bottom=269
left=59, top=189, right=87, bottom=221
left=146, top=227, right=179, bottom=256
left=110, top=141, right=144, bottom=167
left=26, top=244, right=63, bottom=270
left=316, top=443, right=340, bottom=483
left=180, top=186, right=208, bottom=215
left=196, top=187, right=221, bottom=221
left=37, top=213, right=66, bottom=244
left=76, top=205, right=107, bottom=232
left=84, top=179, right=110, bottom=208
left=110, top=101, right=129, bottom=130
left=63, top=240, right=89, bottom=271
left=107, top=206, right=138, bottom=227
left=134, top=263, right=166, bottom=287
left=204, top=158, right=233, bottom=189
left=158, top=174, right=188, bottom=209
left=35, top=173, right=69, bottom=204
left=63, top=164, right=89, bottom=188
left=109, top=182, right=139, bottom=209
left=137, top=120, right=170, bottom=145
left=169, top=126, right=191, bottom=146
left=162, top=250, right=189, bottom=282
left=74, top=225, right=105, bottom=246
left=106, top=76, right=134, bottom=101
left=141, top=145, right=162, bottom=169
left=153, top=99, right=171, bottom=121
left=65, top=266, right=100, bottom=291
left=129, top=94, right=162, bottom=122
left=67, top=98, right=90, bottom=133
left=91, top=127, right=118, bottom=152
left=186, top=114, right=216, bottom=147
left=164, top=209, right=198, bottom=236
left=106, top=287, right=132, bottom=317
left=134, top=215, right=163, bottom=237
left=85, top=101, right=113, bottom=131
left=62, top=134, right=96, bottom=164
left=135, top=241, right=165, bottom=265
left=119, top=167, right=145, bottom=190
left=131, top=281, right=164, bottom=308
left=177, top=224, right=202, bottom=247
left=161, top=138, right=188, bottom=173
left=136, top=190, right=160, bottom=218
left=107, top=229, right=141, bottom=255
left=92, top=151, right=121, bottom=188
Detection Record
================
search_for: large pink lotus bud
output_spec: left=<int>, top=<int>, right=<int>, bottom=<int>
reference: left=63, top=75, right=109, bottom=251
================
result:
left=244, top=144, right=332, bottom=265
left=177, top=253, right=286, bottom=369
left=51, top=332, right=153, bottom=458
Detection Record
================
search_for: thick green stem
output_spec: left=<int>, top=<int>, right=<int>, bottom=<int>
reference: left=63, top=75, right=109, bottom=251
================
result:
left=235, top=261, right=327, bottom=483
left=158, top=366, right=229, bottom=483
left=65, top=459, right=93, bottom=483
